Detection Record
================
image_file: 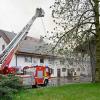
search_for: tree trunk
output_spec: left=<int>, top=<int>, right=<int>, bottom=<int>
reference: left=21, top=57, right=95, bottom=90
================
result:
left=88, top=39, right=96, bottom=82
left=95, top=0, right=100, bottom=82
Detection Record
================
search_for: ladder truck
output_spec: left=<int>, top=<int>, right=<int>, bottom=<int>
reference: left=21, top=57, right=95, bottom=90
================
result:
left=0, top=8, right=51, bottom=87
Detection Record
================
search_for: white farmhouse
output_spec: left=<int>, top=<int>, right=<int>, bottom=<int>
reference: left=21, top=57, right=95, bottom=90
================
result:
left=0, top=29, right=68, bottom=77
left=0, top=29, right=92, bottom=78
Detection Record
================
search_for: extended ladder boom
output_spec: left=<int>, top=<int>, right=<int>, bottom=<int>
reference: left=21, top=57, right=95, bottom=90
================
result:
left=0, top=8, right=44, bottom=68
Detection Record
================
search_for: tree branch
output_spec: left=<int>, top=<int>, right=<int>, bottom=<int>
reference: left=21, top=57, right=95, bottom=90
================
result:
left=51, top=26, right=76, bottom=51
left=89, top=0, right=95, bottom=11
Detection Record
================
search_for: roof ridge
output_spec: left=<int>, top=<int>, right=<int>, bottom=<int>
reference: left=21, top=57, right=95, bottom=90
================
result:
left=0, top=29, right=40, bottom=42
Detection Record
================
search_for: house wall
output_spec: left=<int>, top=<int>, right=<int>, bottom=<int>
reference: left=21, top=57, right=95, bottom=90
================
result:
left=60, top=68, right=67, bottom=77
left=79, top=56, right=91, bottom=76
left=49, top=59, right=60, bottom=77
left=0, top=36, right=91, bottom=77
left=80, top=55, right=91, bottom=76
left=8, top=55, right=69, bottom=77
left=2, top=52, right=91, bottom=78
left=0, top=37, right=7, bottom=52
left=68, top=54, right=91, bottom=76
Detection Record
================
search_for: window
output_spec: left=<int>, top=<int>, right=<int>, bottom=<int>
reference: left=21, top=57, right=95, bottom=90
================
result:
left=49, top=58, right=54, bottom=64
left=2, top=45, right=5, bottom=50
left=25, top=56, right=32, bottom=63
left=37, top=71, right=43, bottom=78
left=60, top=59, right=65, bottom=65
left=62, top=68, right=66, bottom=72
left=33, top=58, right=37, bottom=64
left=40, top=58, right=44, bottom=63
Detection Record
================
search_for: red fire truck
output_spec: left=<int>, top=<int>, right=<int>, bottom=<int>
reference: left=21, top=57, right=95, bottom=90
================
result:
left=16, top=65, right=51, bottom=87
left=0, top=8, right=51, bottom=87
left=17, top=66, right=51, bottom=87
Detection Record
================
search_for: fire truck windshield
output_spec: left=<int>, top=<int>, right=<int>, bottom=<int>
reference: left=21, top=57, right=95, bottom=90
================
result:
left=23, top=67, right=35, bottom=75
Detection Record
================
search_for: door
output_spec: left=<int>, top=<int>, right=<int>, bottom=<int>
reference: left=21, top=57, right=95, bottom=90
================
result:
left=57, top=69, right=61, bottom=77
left=36, top=70, right=44, bottom=84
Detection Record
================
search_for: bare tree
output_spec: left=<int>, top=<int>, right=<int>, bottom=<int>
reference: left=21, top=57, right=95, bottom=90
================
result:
left=49, top=0, right=100, bottom=82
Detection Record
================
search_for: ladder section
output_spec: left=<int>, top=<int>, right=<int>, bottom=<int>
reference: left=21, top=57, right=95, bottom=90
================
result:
left=0, top=8, right=44, bottom=67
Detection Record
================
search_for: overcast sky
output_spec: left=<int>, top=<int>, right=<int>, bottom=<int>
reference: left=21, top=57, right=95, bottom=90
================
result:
left=0, top=0, right=55, bottom=38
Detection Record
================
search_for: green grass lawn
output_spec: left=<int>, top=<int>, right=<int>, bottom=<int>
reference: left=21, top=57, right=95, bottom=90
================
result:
left=14, top=83, right=100, bottom=100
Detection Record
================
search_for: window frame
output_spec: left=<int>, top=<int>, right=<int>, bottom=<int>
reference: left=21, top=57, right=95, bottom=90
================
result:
left=24, top=56, right=32, bottom=63
left=40, top=58, right=44, bottom=63
left=62, top=68, right=66, bottom=72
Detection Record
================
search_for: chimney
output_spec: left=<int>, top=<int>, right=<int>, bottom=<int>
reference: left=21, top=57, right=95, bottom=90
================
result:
left=39, top=36, right=44, bottom=42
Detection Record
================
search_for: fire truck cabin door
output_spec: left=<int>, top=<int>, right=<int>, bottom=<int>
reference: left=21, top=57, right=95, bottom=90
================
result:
left=36, top=70, right=44, bottom=84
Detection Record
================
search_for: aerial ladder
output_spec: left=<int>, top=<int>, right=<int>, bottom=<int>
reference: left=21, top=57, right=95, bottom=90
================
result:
left=0, top=8, right=45, bottom=74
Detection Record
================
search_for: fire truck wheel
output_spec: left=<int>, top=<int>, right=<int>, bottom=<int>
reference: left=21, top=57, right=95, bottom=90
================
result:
left=44, top=79, right=48, bottom=86
left=32, top=85, right=37, bottom=88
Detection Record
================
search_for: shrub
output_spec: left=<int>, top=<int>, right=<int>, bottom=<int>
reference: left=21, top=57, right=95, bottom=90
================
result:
left=0, top=74, right=23, bottom=100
